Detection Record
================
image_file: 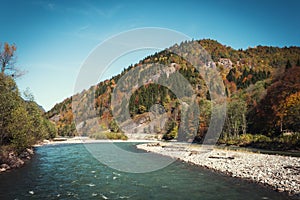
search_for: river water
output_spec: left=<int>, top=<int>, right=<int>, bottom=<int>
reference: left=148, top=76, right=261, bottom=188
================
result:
left=0, top=143, right=293, bottom=199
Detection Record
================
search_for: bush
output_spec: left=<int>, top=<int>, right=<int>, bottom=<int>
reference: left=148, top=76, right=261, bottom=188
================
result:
left=218, top=134, right=271, bottom=147
left=105, top=132, right=128, bottom=140
left=90, top=132, right=108, bottom=140
left=252, top=134, right=272, bottom=143
left=275, top=133, right=300, bottom=149
left=238, top=134, right=254, bottom=145
left=162, top=120, right=178, bottom=140
left=218, top=133, right=300, bottom=150
left=90, top=132, right=128, bottom=140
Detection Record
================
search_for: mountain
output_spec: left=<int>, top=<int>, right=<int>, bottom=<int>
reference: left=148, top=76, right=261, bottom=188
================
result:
left=46, top=39, right=300, bottom=149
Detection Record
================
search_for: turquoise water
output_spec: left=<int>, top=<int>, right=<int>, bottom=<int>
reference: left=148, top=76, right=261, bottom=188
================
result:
left=0, top=143, right=293, bottom=199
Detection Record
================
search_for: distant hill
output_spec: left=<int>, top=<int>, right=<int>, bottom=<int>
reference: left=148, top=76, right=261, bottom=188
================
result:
left=46, top=39, right=300, bottom=147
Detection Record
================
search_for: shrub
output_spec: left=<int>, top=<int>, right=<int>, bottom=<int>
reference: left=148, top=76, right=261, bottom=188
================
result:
left=105, top=132, right=128, bottom=140
left=253, top=134, right=272, bottom=143
left=238, top=134, right=254, bottom=145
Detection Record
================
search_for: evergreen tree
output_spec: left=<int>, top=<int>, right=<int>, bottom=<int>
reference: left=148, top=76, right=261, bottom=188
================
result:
left=286, top=60, right=292, bottom=69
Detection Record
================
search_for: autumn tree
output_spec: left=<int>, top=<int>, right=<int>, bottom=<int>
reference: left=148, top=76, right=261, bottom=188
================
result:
left=0, top=42, right=23, bottom=77
left=250, top=66, right=300, bottom=135
left=278, top=92, right=300, bottom=132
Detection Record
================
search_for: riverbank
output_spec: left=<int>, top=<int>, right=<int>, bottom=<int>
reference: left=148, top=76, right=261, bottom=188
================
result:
left=0, top=147, right=34, bottom=173
left=136, top=142, right=300, bottom=197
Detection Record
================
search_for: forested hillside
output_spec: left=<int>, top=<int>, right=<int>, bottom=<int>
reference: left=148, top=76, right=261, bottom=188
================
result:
left=47, top=39, right=300, bottom=150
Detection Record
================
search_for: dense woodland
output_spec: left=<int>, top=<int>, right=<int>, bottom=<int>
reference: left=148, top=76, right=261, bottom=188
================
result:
left=0, top=43, right=57, bottom=158
left=44, top=39, right=299, bottom=150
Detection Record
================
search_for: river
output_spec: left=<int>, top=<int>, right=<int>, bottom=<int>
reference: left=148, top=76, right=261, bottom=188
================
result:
left=0, top=142, right=293, bottom=199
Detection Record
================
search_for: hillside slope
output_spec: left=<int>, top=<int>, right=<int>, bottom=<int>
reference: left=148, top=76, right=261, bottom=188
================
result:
left=46, top=39, right=300, bottom=147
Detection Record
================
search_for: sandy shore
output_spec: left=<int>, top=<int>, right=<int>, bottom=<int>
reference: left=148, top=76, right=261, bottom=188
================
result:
left=137, top=142, right=300, bottom=197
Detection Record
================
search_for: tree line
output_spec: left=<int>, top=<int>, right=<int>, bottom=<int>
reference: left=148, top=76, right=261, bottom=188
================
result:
left=0, top=43, right=57, bottom=154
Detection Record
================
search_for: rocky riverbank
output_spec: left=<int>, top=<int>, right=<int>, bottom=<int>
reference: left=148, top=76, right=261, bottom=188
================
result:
left=137, top=142, right=300, bottom=197
left=0, top=148, right=34, bottom=173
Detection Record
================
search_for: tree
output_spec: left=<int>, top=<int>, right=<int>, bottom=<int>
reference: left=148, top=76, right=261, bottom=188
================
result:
left=297, top=58, right=300, bottom=66
left=109, top=119, right=121, bottom=133
left=278, top=92, right=300, bottom=132
left=0, top=42, right=22, bottom=77
left=222, top=99, right=247, bottom=139
left=7, top=105, right=34, bottom=154
left=162, top=119, right=177, bottom=140
left=196, top=99, right=212, bottom=141
left=285, top=60, right=292, bottom=70
left=250, top=66, right=300, bottom=135
left=43, top=119, right=57, bottom=139
left=0, top=74, right=20, bottom=145
left=25, top=101, right=48, bottom=140
left=0, top=72, right=57, bottom=151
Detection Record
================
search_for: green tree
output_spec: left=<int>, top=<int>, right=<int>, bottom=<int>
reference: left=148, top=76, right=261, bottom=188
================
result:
left=7, top=103, right=34, bottom=154
left=163, top=119, right=178, bottom=140
left=43, top=119, right=57, bottom=139
left=25, top=101, right=48, bottom=140
left=109, top=119, right=121, bottom=133
left=222, top=99, right=247, bottom=139
left=0, top=74, right=20, bottom=145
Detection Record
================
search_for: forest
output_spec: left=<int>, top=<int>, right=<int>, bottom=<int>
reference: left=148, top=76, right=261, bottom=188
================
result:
left=0, top=43, right=57, bottom=163
left=46, top=39, right=300, bottom=150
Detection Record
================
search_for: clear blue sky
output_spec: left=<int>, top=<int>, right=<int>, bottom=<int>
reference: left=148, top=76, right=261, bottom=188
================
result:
left=1, top=0, right=299, bottom=111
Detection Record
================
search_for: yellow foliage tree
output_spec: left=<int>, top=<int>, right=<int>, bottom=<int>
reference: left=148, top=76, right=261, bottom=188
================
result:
left=278, top=92, right=300, bottom=132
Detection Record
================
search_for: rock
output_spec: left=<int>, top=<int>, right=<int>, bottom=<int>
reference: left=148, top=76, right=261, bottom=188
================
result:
left=43, top=139, right=50, bottom=144
left=26, top=148, right=34, bottom=155
left=10, top=157, right=24, bottom=168
left=19, top=151, right=29, bottom=159
left=277, top=188, right=285, bottom=192
left=189, top=151, right=198, bottom=156
left=6, top=152, right=25, bottom=168
left=19, top=148, right=34, bottom=159
left=147, top=142, right=161, bottom=147
left=0, top=163, right=10, bottom=170
left=0, top=168, right=6, bottom=172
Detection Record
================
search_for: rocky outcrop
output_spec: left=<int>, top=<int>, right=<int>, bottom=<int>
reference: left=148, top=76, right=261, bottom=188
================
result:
left=0, top=148, right=34, bottom=173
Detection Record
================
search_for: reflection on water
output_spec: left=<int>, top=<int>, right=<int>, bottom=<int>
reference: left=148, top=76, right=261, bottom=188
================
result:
left=0, top=143, right=293, bottom=199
